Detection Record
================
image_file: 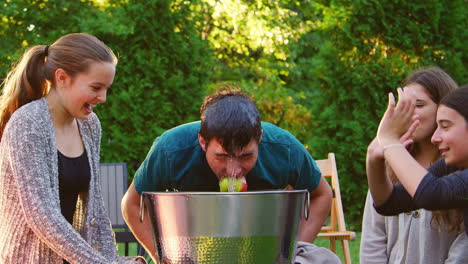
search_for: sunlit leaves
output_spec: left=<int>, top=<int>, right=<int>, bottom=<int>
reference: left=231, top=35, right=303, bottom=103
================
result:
left=191, top=0, right=314, bottom=143
left=201, top=0, right=301, bottom=60
left=0, top=0, right=125, bottom=79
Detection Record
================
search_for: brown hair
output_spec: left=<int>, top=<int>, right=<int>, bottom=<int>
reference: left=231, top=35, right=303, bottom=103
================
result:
left=403, top=66, right=458, bottom=104
left=388, top=67, right=462, bottom=232
left=199, top=84, right=261, bottom=154
left=440, top=86, right=468, bottom=125
left=0, top=33, right=117, bottom=139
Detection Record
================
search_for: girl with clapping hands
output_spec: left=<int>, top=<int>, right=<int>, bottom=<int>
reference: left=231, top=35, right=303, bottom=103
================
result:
left=370, top=83, right=468, bottom=234
left=361, top=68, right=467, bottom=264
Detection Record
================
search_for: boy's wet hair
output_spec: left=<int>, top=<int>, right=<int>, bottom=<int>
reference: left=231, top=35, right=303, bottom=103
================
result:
left=199, top=84, right=261, bottom=154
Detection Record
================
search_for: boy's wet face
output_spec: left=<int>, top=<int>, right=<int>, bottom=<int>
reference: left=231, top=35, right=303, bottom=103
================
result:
left=199, top=136, right=259, bottom=180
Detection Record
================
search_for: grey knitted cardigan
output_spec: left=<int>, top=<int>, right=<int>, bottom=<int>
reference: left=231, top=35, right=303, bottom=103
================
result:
left=0, top=98, right=139, bottom=264
left=360, top=191, right=468, bottom=264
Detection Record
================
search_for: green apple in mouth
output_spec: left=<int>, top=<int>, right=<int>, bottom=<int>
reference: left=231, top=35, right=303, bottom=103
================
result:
left=219, top=176, right=247, bottom=192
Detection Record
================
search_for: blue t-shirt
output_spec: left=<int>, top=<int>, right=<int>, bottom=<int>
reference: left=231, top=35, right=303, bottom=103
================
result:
left=134, top=121, right=321, bottom=193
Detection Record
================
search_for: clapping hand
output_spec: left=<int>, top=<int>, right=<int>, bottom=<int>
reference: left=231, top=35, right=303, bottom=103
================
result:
left=377, top=87, right=420, bottom=148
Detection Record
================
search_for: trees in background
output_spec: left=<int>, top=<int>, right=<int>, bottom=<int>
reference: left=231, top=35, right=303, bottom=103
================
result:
left=185, top=0, right=466, bottom=225
left=286, top=0, right=467, bottom=224
left=1, top=0, right=466, bottom=228
left=0, top=0, right=214, bottom=174
left=96, top=0, right=214, bottom=171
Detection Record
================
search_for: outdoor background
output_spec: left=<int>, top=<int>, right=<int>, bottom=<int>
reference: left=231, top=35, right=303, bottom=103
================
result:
left=1, top=0, right=467, bottom=259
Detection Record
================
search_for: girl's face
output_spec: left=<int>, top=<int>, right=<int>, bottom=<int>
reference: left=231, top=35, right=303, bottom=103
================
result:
left=406, top=83, right=438, bottom=143
left=60, top=61, right=115, bottom=120
left=431, top=105, right=468, bottom=168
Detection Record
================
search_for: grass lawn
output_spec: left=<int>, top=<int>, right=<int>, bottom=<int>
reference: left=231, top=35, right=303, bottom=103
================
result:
left=117, top=241, right=140, bottom=257
left=117, top=232, right=361, bottom=263
left=314, top=232, right=361, bottom=264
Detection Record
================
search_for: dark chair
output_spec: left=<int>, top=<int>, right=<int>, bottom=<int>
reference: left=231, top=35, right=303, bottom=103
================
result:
left=100, top=163, right=149, bottom=260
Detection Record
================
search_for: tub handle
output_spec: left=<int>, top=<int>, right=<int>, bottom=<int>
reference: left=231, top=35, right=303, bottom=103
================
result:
left=139, top=195, right=145, bottom=223
left=304, top=191, right=310, bottom=221
left=139, top=194, right=162, bottom=262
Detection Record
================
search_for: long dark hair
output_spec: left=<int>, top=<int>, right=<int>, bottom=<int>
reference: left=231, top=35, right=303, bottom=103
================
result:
left=0, top=33, right=117, bottom=139
left=388, top=67, right=462, bottom=232
left=440, top=85, right=468, bottom=124
left=404, top=66, right=458, bottom=104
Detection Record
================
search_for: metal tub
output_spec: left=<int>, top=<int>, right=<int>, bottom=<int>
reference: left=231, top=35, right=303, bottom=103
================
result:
left=140, top=190, right=309, bottom=264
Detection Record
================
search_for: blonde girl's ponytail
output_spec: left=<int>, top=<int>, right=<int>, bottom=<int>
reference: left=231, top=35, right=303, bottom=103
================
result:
left=0, top=45, right=49, bottom=139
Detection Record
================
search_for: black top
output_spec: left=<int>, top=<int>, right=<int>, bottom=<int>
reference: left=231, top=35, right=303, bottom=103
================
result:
left=375, top=158, right=468, bottom=235
left=58, top=150, right=91, bottom=224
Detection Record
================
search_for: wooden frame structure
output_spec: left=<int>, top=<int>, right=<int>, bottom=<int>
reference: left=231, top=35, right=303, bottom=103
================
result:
left=316, top=153, right=356, bottom=264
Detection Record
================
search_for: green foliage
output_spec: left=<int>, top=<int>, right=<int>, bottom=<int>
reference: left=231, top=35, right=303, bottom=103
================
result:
left=286, top=0, right=467, bottom=227
left=95, top=0, right=215, bottom=175
left=0, top=0, right=214, bottom=178
left=196, top=0, right=314, bottom=143
left=0, top=0, right=118, bottom=78
left=1, top=0, right=466, bottom=229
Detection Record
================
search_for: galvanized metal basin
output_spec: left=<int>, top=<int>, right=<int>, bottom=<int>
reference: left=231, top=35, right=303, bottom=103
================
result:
left=141, top=190, right=309, bottom=264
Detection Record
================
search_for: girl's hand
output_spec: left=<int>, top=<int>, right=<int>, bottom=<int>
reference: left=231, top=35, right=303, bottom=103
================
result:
left=367, top=137, right=385, bottom=160
left=368, top=123, right=416, bottom=161
left=377, top=87, right=419, bottom=147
